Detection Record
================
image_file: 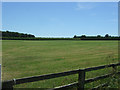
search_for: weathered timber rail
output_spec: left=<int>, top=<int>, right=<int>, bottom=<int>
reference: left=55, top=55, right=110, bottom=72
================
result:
left=2, top=63, right=120, bottom=90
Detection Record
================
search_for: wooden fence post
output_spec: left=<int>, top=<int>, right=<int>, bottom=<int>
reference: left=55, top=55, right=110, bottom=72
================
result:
left=2, top=84, right=13, bottom=90
left=78, top=69, right=85, bottom=90
left=2, top=81, right=14, bottom=90
left=112, top=65, right=117, bottom=74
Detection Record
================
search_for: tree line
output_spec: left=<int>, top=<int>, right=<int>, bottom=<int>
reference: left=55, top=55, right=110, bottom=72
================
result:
left=74, top=34, right=115, bottom=38
left=1, top=31, right=35, bottom=38
left=73, top=34, right=120, bottom=40
left=1, top=30, right=120, bottom=40
left=1, top=30, right=79, bottom=40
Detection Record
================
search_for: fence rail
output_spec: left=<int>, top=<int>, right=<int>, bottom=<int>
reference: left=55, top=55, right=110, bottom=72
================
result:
left=2, top=63, right=120, bottom=90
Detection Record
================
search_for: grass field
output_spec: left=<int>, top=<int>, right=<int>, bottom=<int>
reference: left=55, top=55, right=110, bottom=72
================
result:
left=2, top=40, right=119, bottom=88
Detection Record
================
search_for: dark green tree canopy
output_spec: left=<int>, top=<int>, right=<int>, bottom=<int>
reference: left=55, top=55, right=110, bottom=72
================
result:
left=2, top=31, right=35, bottom=38
left=105, top=34, right=109, bottom=38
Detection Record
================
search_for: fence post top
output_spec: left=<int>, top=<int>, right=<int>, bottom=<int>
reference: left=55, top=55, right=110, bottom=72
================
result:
left=79, top=69, right=85, bottom=72
left=13, top=78, right=16, bottom=85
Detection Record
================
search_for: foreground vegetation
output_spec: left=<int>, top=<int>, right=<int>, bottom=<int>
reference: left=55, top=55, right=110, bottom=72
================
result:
left=2, top=40, right=119, bottom=88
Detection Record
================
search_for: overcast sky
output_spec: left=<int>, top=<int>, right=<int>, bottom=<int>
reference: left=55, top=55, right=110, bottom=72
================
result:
left=2, top=2, right=118, bottom=37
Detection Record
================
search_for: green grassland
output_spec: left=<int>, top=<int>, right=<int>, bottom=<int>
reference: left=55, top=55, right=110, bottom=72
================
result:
left=2, top=40, right=119, bottom=88
left=0, top=40, right=2, bottom=64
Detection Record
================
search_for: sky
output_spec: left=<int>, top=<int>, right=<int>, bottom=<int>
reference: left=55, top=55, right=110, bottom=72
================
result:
left=2, top=2, right=118, bottom=37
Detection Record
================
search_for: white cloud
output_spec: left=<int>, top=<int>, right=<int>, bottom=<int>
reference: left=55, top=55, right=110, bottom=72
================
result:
left=75, top=3, right=96, bottom=10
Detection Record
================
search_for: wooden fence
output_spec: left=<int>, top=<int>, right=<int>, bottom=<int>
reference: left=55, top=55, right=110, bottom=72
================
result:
left=2, top=63, right=120, bottom=90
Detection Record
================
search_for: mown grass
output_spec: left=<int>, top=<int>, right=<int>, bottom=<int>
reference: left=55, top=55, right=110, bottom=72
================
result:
left=2, top=40, right=119, bottom=88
